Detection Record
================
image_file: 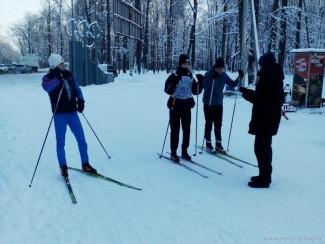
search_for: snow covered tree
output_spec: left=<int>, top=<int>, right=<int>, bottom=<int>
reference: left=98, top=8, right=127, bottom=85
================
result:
left=7, top=0, right=325, bottom=72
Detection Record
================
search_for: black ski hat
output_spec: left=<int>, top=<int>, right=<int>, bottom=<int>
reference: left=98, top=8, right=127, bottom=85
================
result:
left=179, top=54, right=190, bottom=66
left=258, top=52, right=276, bottom=67
left=215, top=57, right=225, bottom=68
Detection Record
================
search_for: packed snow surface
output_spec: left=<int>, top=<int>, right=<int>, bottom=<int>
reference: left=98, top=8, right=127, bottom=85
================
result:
left=0, top=71, right=324, bottom=244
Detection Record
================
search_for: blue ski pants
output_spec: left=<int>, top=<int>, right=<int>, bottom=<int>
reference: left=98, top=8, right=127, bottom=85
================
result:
left=54, top=112, right=89, bottom=167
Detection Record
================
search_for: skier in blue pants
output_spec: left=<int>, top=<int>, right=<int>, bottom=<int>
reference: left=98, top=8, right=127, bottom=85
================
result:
left=42, top=54, right=97, bottom=177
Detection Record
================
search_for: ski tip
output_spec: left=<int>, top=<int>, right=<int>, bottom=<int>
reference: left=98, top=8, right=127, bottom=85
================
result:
left=28, top=184, right=32, bottom=188
left=107, top=156, right=111, bottom=159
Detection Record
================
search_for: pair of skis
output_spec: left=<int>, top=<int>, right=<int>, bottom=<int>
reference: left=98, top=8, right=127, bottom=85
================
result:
left=63, top=167, right=142, bottom=204
left=197, top=146, right=257, bottom=168
left=157, top=153, right=222, bottom=178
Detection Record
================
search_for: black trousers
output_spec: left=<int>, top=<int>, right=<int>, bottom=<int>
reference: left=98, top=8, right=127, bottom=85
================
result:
left=203, top=104, right=223, bottom=142
left=254, top=134, right=273, bottom=182
left=169, top=108, right=191, bottom=152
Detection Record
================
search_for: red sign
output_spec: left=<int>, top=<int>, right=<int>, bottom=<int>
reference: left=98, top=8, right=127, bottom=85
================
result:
left=310, top=54, right=325, bottom=74
left=292, top=52, right=325, bottom=107
left=294, top=54, right=309, bottom=79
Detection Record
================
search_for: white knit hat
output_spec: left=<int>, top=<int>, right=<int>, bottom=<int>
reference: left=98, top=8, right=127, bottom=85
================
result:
left=48, top=54, right=64, bottom=69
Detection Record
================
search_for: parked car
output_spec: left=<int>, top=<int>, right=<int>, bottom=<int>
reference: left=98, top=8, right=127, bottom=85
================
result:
left=4, top=64, right=14, bottom=72
left=14, top=64, right=32, bottom=73
left=0, top=64, right=8, bottom=73
left=22, top=54, right=39, bottom=72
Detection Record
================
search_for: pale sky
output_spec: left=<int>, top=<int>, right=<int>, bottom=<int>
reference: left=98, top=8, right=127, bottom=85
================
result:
left=0, top=0, right=43, bottom=37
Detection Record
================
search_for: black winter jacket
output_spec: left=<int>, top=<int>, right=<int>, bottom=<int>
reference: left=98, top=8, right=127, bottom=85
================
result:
left=164, top=67, right=202, bottom=110
left=42, top=68, right=84, bottom=113
left=241, top=63, right=284, bottom=136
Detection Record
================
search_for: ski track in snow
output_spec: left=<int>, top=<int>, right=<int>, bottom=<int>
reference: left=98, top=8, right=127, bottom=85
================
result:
left=0, top=71, right=324, bottom=244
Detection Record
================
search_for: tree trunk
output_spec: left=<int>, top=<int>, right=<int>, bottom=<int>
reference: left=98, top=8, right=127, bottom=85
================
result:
left=135, top=0, right=142, bottom=74
left=84, top=0, right=91, bottom=24
left=295, top=0, right=302, bottom=48
left=267, top=0, right=279, bottom=52
left=221, top=2, right=227, bottom=60
left=186, top=0, right=198, bottom=68
left=123, top=36, right=127, bottom=73
left=278, top=0, right=287, bottom=67
left=142, top=0, right=151, bottom=71
left=247, top=0, right=259, bottom=84
left=303, top=0, right=310, bottom=47
left=239, top=0, right=247, bottom=86
left=165, top=0, right=174, bottom=73
left=115, top=35, right=121, bottom=72
left=106, top=0, right=112, bottom=64
left=214, top=2, right=219, bottom=59
left=151, top=30, right=156, bottom=73
left=47, top=0, right=52, bottom=56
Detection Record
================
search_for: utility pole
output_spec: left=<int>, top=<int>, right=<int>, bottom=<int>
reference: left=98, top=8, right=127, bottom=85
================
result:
left=239, top=0, right=248, bottom=87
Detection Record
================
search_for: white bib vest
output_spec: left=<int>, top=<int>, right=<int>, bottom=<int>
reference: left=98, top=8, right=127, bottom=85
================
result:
left=173, top=76, right=193, bottom=99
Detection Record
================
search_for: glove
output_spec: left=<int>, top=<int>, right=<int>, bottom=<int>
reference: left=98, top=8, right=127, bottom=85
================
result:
left=239, top=87, right=247, bottom=93
left=242, top=93, right=248, bottom=100
left=239, top=87, right=249, bottom=100
left=196, top=74, right=204, bottom=82
left=238, top=70, right=244, bottom=78
left=188, top=72, right=193, bottom=79
left=77, top=99, right=85, bottom=113
left=62, top=69, right=72, bottom=79
left=49, top=67, right=63, bottom=79
left=196, top=74, right=204, bottom=86
left=210, top=72, right=219, bottom=79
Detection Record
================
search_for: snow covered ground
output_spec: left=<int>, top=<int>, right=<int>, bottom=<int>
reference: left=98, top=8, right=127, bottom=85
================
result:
left=0, top=70, right=324, bottom=244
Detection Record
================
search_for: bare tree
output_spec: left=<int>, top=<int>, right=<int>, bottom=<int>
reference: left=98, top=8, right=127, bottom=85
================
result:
left=247, top=0, right=259, bottom=84
left=221, top=2, right=227, bottom=60
left=8, top=0, right=325, bottom=73
left=45, top=0, right=53, bottom=56
left=165, top=0, right=174, bottom=73
left=106, top=0, right=112, bottom=64
left=267, top=0, right=280, bottom=52
left=0, top=38, right=20, bottom=63
left=278, top=0, right=287, bottom=67
left=142, top=0, right=151, bottom=71
left=135, top=0, right=142, bottom=74
left=186, top=0, right=198, bottom=68
left=295, top=0, right=303, bottom=48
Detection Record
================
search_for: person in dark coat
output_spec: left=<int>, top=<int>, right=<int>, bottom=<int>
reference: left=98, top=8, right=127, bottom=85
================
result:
left=164, top=54, right=203, bottom=162
left=239, top=52, right=284, bottom=188
left=202, top=57, right=243, bottom=152
left=42, top=54, right=97, bottom=177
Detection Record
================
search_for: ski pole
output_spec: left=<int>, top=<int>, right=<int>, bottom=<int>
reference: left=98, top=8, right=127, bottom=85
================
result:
left=29, top=82, right=65, bottom=188
left=81, top=112, right=111, bottom=159
left=193, top=81, right=199, bottom=156
left=159, top=120, right=170, bottom=158
left=159, top=98, right=176, bottom=157
left=199, top=79, right=215, bottom=154
left=226, top=93, right=237, bottom=151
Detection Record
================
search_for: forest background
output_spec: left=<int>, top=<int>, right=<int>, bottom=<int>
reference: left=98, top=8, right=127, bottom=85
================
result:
left=0, top=0, right=325, bottom=84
